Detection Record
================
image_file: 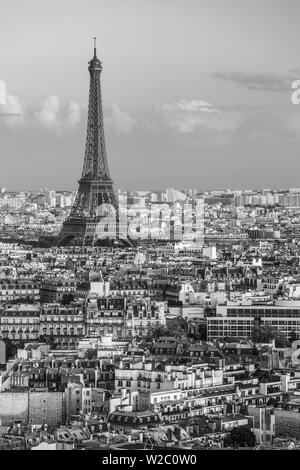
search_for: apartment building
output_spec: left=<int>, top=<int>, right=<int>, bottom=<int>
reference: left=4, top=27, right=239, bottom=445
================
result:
left=40, top=278, right=77, bottom=303
left=0, top=304, right=40, bottom=341
left=40, top=303, right=86, bottom=349
left=0, top=279, right=40, bottom=302
left=125, top=299, right=166, bottom=337
left=248, top=405, right=275, bottom=445
left=85, top=297, right=126, bottom=338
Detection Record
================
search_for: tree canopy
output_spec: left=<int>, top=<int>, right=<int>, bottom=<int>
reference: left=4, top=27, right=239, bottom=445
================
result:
left=251, top=324, right=288, bottom=347
left=225, top=426, right=256, bottom=448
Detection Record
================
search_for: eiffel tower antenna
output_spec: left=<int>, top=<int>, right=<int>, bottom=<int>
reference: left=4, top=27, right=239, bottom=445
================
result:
left=93, top=37, right=97, bottom=57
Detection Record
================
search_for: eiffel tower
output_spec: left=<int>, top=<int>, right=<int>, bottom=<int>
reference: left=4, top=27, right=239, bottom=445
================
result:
left=56, top=39, right=127, bottom=247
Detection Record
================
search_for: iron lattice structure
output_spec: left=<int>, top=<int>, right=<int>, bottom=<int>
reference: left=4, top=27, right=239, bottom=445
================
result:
left=56, top=40, right=124, bottom=247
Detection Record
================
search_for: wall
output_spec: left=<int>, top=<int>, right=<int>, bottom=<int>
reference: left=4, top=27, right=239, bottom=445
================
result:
left=0, top=391, right=66, bottom=426
left=275, top=409, right=300, bottom=440
left=29, top=392, right=65, bottom=426
left=0, top=340, right=5, bottom=364
left=0, top=392, right=28, bottom=425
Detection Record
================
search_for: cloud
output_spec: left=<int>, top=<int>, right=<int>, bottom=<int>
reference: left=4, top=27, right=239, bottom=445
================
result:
left=105, top=103, right=138, bottom=134
left=0, top=80, right=6, bottom=105
left=34, top=96, right=83, bottom=131
left=211, top=71, right=294, bottom=91
left=165, top=99, right=215, bottom=112
left=66, top=101, right=82, bottom=126
left=0, top=92, right=84, bottom=132
left=2, top=88, right=300, bottom=146
left=143, top=98, right=300, bottom=144
left=35, top=95, right=61, bottom=128
left=156, top=99, right=241, bottom=134
left=103, top=98, right=300, bottom=144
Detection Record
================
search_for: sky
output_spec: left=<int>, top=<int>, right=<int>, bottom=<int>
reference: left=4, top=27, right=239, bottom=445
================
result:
left=1, top=0, right=300, bottom=190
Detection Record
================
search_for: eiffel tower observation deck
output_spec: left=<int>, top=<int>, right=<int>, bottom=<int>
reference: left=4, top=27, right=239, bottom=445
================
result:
left=56, top=39, right=128, bottom=247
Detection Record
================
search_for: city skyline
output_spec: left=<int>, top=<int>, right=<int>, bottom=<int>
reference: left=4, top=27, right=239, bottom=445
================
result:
left=1, top=0, right=300, bottom=190
left=1, top=1, right=300, bottom=455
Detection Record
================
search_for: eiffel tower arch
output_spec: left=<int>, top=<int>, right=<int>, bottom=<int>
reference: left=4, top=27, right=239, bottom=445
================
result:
left=55, top=39, right=130, bottom=247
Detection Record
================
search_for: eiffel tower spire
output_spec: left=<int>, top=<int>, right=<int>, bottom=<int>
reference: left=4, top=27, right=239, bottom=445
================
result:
left=93, top=37, right=97, bottom=58
left=56, top=39, right=124, bottom=247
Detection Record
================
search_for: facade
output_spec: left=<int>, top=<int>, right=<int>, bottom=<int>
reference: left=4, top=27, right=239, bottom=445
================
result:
left=86, top=297, right=126, bottom=337
left=40, top=278, right=77, bottom=303
left=275, top=406, right=300, bottom=440
left=207, top=303, right=300, bottom=341
left=125, top=299, right=166, bottom=337
left=0, top=305, right=40, bottom=341
left=0, top=391, right=65, bottom=426
left=248, top=405, right=275, bottom=445
left=0, top=340, right=5, bottom=364
left=40, top=304, right=85, bottom=349
left=0, top=279, right=39, bottom=302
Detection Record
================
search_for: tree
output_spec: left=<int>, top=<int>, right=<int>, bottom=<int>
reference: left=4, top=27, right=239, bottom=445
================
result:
left=253, top=369, right=273, bottom=382
left=150, top=325, right=169, bottom=339
left=61, top=293, right=74, bottom=305
left=3, top=339, right=24, bottom=359
left=267, top=397, right=278, bottom=408
left=275, top=333, right=288, bottom=348
left=252, top=324, right=288, bottom=346
left=149, top=319, right=187, bottom=339
left=251, top=324, right=276, bottom=343
left=290, top=330, right=298, bottom=343
left=40, top=334, right=56, bottom=349
left=239, top=404, right=249, bottom=416
left=226, top=426, right=256, bottom=448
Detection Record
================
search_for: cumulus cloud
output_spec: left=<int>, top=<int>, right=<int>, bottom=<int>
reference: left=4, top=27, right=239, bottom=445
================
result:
left=34, top=96, right=83, bottom=131
left=105, top=103, right=138, bottom=134
left=157, top=99, right=241, bottom=134
left=211, top=71, right=294, bottom=91
left=2, top=87, right=300, bottom=146
left=0, top=92, right=83, bottom=132
left=104, top=98, right=300, bottom=143
left=35, top=95, right=61, bottom=128
left=66, top=101, right=82, bottom=126
left=0, top=80, right=6, bottom=105
left=142, top=98, right=300, bottom=143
